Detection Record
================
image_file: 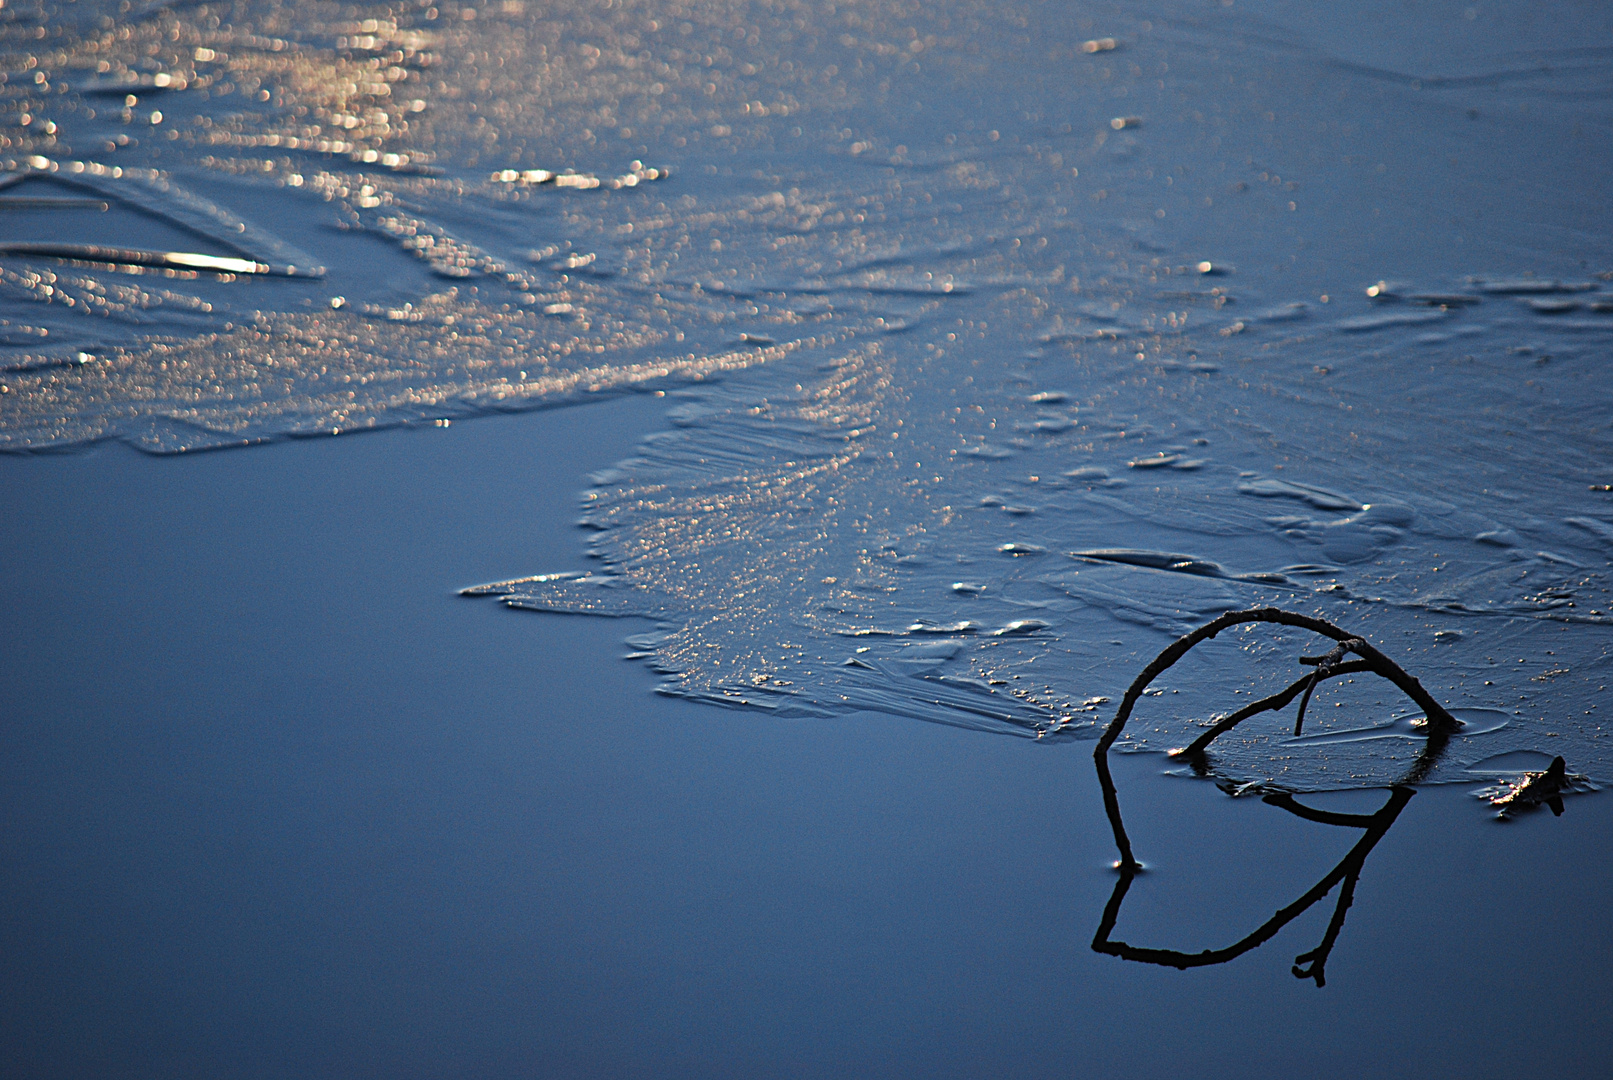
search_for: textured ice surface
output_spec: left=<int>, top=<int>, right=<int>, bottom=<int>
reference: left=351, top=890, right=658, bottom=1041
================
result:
left=3, top=0, right=1611, bottom=788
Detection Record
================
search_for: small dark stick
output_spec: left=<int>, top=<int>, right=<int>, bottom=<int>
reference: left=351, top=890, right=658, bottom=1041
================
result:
left=1292, top=639, right=1362, bottom=736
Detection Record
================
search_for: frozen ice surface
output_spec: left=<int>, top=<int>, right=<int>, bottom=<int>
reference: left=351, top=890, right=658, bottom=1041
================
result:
left=3, top=0, right=1611, bottom=788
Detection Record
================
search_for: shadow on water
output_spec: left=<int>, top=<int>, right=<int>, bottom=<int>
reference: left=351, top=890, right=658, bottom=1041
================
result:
left=1087, top=607, right=1563, bottom=988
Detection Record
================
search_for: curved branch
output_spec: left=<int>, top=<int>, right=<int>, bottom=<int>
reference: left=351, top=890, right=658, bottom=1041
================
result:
left=1094, top=608, right=1459, bottom=764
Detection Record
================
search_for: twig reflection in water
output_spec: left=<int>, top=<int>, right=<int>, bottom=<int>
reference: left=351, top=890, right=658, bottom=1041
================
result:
left=1092, top=783, right=1413, bottom=988
left=1090, top=608, right=1463, bottom=987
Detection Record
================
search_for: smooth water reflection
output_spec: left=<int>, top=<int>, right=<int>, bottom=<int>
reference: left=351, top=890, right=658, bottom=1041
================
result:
left=1093, top=763, right=1414, bottom=988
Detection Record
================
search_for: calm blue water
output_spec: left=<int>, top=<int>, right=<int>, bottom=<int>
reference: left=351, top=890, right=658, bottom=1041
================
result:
left=2, top=412, right=1611, bottom=1077
left=2, top=0, right=1612, bottom=1071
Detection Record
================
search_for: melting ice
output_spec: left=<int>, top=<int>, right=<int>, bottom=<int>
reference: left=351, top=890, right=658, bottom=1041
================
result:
left=3, top=0, right=1612, bottom=789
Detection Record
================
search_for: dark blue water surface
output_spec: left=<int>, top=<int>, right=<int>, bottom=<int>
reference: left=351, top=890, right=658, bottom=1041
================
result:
left=2, top=404, right=1610, bottom=1078
left=4, top=0, right=1613, bottom=1072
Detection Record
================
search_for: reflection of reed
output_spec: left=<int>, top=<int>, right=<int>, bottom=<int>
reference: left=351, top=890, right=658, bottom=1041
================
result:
left=1093, top=750, right=1413, bottom=987
left=1091, top=607, right=1457, bottom=986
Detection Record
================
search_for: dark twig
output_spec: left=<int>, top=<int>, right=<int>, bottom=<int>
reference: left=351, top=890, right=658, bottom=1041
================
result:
left=1090, top=608, right=1458, bottom=985
left=1293, top=669, right=1324, bottom=737
left=1095, top=608, right=1459, bottom=771
left=1094, top=748, right=1135, bottom=869
left=1293, top=640, right=1356, bottom=735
